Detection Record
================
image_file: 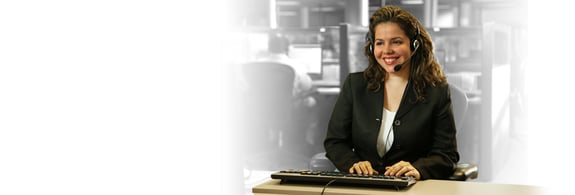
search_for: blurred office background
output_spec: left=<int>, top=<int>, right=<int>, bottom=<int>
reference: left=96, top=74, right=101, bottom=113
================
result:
left=223, top=0, right=528, bottom=193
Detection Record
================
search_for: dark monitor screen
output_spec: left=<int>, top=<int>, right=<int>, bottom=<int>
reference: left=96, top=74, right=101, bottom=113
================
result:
left=289, top=44, right=322, bottom=76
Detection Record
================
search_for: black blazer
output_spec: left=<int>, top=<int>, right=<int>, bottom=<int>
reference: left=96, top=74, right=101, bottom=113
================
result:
left=324, top=72, right=459, bottom=180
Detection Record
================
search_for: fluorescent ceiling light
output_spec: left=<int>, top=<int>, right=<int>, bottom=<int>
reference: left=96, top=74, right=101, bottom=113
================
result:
left=277, top=1, right=300, bottom=6
left=402, top=0, right=424, bottom=4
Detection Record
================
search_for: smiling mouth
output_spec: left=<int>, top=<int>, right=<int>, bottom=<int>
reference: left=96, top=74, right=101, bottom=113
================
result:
left=383, top=57, right=399, bottom=64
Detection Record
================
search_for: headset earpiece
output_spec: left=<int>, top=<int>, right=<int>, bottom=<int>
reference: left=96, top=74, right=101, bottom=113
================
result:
left=366, top=32, right=374, bottom=54
left=411, top=39, right=420, bottom=51
left=369, top=43, right=373, bottom=54
left=410, top=26, right=421, bottom=52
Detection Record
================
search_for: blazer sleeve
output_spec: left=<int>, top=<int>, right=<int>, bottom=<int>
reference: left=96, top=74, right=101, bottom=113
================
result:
left=412, top=84, right=460, bottom=179
left=324, top=74, right=361, bottom=171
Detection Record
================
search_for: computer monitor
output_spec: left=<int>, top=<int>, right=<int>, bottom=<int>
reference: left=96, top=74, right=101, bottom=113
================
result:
left=289, top=44, right=322, bottom=79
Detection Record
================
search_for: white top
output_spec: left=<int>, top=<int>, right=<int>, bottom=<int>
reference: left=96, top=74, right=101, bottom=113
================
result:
left=377, top=108, right=396, bottom=158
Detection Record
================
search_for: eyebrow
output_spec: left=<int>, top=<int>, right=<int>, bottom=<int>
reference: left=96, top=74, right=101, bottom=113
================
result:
left=374, top=37, right=404, bottom=41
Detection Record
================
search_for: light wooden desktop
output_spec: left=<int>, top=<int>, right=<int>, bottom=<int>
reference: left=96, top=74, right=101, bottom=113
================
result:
left=253, top=178, right=548, bottom=195
left=312, top=80, right=340, bottom=96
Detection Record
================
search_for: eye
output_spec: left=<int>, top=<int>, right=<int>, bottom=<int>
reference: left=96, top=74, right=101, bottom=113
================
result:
left=374, top=41, right=384, bottom=46
left=392, top=39, right=403, bottom=45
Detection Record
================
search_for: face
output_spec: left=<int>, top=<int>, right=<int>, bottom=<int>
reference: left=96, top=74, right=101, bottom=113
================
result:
left=372, top=22, right=412, bottom=73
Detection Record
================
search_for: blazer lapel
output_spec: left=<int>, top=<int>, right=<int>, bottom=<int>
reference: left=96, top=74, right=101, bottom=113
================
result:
left=396, top=81, right=417, bottom=119
left=365, top=87, right=384, bottom=157
left=368, top=87, right=384, bottom=121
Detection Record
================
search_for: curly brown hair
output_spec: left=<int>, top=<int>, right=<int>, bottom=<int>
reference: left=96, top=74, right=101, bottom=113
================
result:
left=364, top=5, right=446, bottom=103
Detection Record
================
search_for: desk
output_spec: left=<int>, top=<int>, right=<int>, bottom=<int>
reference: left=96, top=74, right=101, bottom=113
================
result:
left=316, top=87, right=340, bottom=95
left=253, top=179, right=548, bottom=195
left=312, top=79, right=340, bottom=95
left=312, top=80, right=339, bottom=88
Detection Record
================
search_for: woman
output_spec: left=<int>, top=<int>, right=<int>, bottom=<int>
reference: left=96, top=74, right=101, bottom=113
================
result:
left=324, top=5, right=459, bottom=180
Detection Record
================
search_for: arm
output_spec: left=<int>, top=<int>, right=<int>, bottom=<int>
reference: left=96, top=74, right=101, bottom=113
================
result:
left=292, top=69, right=313, bottom=97
left=411, top=85, right=460, bottom=179
left=323, top=75, right=362, bottom=171
left=295, top=72, right=313, bottom=93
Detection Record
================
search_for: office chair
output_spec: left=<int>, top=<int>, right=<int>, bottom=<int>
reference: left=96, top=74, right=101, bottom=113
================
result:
left=243, top=61, right=320, bottom=170
left=447, top=84, right=478, bottom=181
left=308, top=84, right=478, bottom=181
left=242, top=61, right=296, bottom=150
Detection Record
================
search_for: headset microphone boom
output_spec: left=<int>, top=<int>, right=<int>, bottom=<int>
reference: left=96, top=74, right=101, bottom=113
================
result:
left=393, top=40, right=419, bottom=72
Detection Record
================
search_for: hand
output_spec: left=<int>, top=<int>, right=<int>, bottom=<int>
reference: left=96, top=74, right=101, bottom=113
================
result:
left=349, top=161, right=379, bottom=175
left=384, top=161, right=421, bottom=180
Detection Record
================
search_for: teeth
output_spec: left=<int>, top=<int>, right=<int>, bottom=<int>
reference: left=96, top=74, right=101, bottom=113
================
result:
left=384, top=58, right=396, bottom=63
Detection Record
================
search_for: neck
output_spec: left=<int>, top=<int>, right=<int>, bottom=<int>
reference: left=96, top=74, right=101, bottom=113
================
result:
left=385, top=70, right=409, bottom=84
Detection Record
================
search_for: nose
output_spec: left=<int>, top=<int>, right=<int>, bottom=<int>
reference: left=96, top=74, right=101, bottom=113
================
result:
left=378, top=44, right=393, bottom=55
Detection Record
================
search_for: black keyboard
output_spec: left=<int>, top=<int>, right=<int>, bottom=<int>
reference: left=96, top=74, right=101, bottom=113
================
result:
left=271, top=170, right=416, bottom=188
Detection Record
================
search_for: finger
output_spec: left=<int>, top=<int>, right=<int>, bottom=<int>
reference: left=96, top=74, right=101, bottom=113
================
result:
left=361, top=162, right=374, bottom=175
left=384, top=164, right=396, bottom=175
left=349, top=163, right=358, bottom=174
left=385, top=164, right=403, bottom=176
left=385, top=161, right=410, bottom=175
left=384, top=166, right=396, bottom=176
left=395, top=166, right=410, bottom=177
left=366, top=165, right=379, bottom=175
left=357, top=162, right=367, bottom=175
left=404, top=169, right=414, bottom=177
left=365, top=163, right=377, bottom=175
left=352, top=163, right=364, bottom=175
left=404, top=169, right=421, bottom=180
left=354, top=166, right=361, bottom=175
left=404, top=169, right=416, bottom=177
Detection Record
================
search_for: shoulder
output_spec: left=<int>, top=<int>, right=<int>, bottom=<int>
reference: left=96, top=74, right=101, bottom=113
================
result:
left=340, top=72, right=368, bottom=96
left=344, top=72, right=367, bottom=85
left=422, top=82, right=451, bottom=103
left=429, top=82, right=449, bottom=92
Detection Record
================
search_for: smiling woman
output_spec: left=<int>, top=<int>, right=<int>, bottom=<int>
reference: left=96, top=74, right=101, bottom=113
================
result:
left=324, top=5, right=458, bottom=181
